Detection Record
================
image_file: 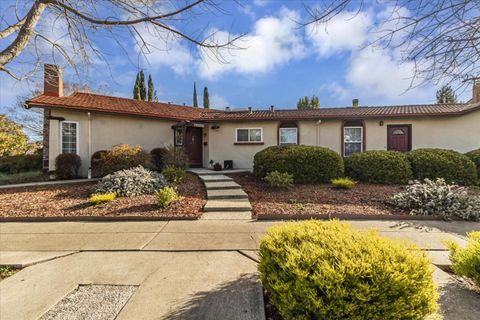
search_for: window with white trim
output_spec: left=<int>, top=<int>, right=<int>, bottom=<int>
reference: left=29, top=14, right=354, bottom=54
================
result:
left=61, top=121, right=79, bottom=154
left=344, top=126, right=362, bottom=156
left=235, top=128, right=263, bottom=143
left=279, top=127, right=297, bottom=145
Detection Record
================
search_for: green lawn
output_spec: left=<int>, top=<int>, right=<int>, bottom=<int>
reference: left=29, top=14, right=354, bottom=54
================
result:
left=0, top=171, right=44, bottom=185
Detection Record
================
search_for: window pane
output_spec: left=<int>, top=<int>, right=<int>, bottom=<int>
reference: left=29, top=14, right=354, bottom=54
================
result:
left=345, top=143, right=362, bottom=156
left=280, top=128, right=297, bottom=144
left=175, top=128, right=183, bottom=145
left=62, top=122, right=77, bottom=154
left=344, top=127, right=362, bottom=142
left=237, top=129, right=249, bottom=142
left=249, top=129, right=262, bottom=142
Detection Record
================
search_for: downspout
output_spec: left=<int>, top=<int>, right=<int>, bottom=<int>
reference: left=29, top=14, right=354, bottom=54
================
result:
left=316, top=120, right=322, bottom=146
left=87, top=112, right=92, bottom=179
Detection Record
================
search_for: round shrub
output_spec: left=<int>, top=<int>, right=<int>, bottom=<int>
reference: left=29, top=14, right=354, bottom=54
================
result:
left=55, top=153, right=81, bottom=179
left=90, top=150, right=108, bottom=177
left=150, top=147, right=169, bottom=171
left=466, top=149, right=480, bottom=179
left=259, top=220, right=439, bottom=320
left=253, top=145, right=344, bottom=183
left=92, top=144, right=151, bottom=177
left=407, top=148, right=477, bottom=185
left=345, top=150, right=412, bottom=184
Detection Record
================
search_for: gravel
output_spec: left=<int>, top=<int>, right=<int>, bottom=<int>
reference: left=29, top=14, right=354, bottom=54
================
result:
left=40, top=285, right=137, bottom=320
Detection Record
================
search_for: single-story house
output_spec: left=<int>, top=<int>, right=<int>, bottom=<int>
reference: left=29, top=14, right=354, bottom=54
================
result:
left=26, top=64, right=480, bottom=177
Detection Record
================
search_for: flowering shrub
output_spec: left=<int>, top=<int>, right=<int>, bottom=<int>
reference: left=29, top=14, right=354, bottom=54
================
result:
left=264, top=171, right=294, bottom=189
left=95, top=166, right=167, bottom=197
left=156, top=186, right=183, bottom=208
left=389, top=178, right=480, bottom=220
left=89, top=192, right=116, bottom=205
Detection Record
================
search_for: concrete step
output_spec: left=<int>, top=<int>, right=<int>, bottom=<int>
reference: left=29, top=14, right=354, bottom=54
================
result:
left=204, top=181, right=242, bottom=190
left=204, top=199, right=252, bottom=212
left=201, top=211, right=252, bottom=220
left=207, top=189, right=248, bottom=200
left=200, top=175, right=233, bottom=182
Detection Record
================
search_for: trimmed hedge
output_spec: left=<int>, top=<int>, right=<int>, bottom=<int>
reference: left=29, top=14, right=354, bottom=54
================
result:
left=345, top=150, right=412, bottom=184
left=407, top=148, right=477, bottom=185
left=0, top=153, right=42, bottom=174
left=253, top=145, right=344, bottom=183
left=259, top=220, right=438, bottom=320
left=466, top=149, right=480, bottom=179
left=55, top=153, right=81, bottom=179
left=90, top=150, right=108, bottom=177
left=150, top=147, right=169, bottom=171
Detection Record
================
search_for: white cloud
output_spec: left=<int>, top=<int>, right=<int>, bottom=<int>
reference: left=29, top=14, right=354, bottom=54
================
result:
left=198, top=8, right=305, bottom=79
left=253, top=0, right=269, bottom=7
left=320, top=82, right=350, bottom=101
left=209, top=94, right=231, bottom=110
left=306, top=11, right=372, bottom=57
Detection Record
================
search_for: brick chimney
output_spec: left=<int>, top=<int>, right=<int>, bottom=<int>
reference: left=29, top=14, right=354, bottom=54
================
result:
left=44, top=64, right=63, bottom=97
left=473, top=80, right=480, bottom=104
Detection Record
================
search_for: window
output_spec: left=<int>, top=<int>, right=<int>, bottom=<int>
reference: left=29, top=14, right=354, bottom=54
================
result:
left=175, top=128, right=184, bottom=146
left=392, top=129, right=405, bottom=135
left=344, top=126, right=362, bottom=156
left=279, top=127, right=297, bottom=145
left=61, top=121, right=78, bottom=154
left=235, top=128, right=263, bottom=143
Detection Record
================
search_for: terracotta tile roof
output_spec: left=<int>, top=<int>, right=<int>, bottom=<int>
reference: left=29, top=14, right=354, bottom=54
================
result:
left=26, top=92, right=212, bottom=121
left=26, top=92, right=480, bottom=122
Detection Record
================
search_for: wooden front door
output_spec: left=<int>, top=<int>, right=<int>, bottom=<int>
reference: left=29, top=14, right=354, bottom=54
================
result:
left=185, top=127, right=203, bottom=167
left=387, top=125, right=411, bottom=152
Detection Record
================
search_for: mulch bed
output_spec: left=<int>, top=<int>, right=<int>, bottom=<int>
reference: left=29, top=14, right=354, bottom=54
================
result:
left=0, top=173, right=206, bottom=218
left=228, top=173, right=408, bottom=217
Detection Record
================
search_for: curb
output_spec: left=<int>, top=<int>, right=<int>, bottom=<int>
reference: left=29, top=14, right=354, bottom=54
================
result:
left=255, top=213, right=448, bottom=221
left=0, top=215, right=199, bottom=223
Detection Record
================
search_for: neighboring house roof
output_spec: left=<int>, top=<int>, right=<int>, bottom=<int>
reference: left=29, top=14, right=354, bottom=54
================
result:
left=26, top=92, right=480, bottom=122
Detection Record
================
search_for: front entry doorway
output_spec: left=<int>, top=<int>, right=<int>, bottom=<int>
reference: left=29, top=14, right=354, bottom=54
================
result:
left=185, top=127, right=203, bottom=167
left=387, top=125, right=411, bottom=152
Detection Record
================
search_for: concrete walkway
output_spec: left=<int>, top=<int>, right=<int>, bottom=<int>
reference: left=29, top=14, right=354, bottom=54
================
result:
left=1, top=219, right=479, bottom=320
left=0, top=178, right=100, bottom=189
left=189, top=168, right=252, bottom=220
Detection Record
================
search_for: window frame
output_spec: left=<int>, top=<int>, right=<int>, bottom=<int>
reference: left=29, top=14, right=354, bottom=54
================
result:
left=279, top=127, right=298, bottom=145
left=235, top=128, right=264, bottom=144
left=343, top=126, right=363, bottom=157
left=60, top=120, right=80, bottom=155
left=174, top=127, right=184, bottom=146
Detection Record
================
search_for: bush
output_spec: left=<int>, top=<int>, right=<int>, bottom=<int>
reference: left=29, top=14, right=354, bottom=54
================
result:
left=389, top=178, right=480, bottom=221
left=90, top=150, right=108, bottom=177
left=407, top=148, right=477, bottom=185
left=345, top=150, right=412, bottom=184
left=466, top=149, right=480, bottom=179
left=89, top=192, right=116, bottom=205
left=0, top=153, right=42, bottom=174
left=259, top=220, right=438, bottom=320
left=264, top=171, right=293, bottom=189
left=331, top=177, right=357, bottom=189
left=447, top=231, right=480, bottom=287
left=95, top=166, right=167, bottom=197
left=156, top=186, right=183, bottom=208
left=253, top=145, right=344, bottom=183
left=55, top=153, right=81, bottom=179
left=162, top=165, right=188, bottom=184
left=92, top=144, right=150, bottom=177
left=150, top=147, right=169, bottom=171
left=163, top=145, right=189, bottom=169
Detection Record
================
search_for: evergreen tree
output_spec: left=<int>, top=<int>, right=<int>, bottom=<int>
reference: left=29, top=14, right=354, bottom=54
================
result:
left=139, top=70, right=147, bottom=101
left=436, top=85, right=457, bottom=104
left=147, top=74, right=154, bottom=102
left=203, top=86, right=210, bottom=109
left=193, top=82, right=198, bottom=107
left=133, top=72, right=141, bottom=100
left=153, top=90, right=158, bottom=102
left=297, top=95, right=320, bottom=110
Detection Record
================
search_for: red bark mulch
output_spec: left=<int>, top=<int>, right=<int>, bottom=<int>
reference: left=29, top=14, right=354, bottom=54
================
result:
left=0, top=173, right=206, bottom=218
left=228, top=173, right=408, bottom=217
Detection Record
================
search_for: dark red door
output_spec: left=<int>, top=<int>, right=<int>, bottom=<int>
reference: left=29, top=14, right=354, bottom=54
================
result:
left=388, top=125, right=411, bottom=152
left=185, top=127, right=203, bottom=167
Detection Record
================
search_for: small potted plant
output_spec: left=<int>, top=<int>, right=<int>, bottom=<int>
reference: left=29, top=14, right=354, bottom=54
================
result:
left=213, top=162, right=222, bottom=171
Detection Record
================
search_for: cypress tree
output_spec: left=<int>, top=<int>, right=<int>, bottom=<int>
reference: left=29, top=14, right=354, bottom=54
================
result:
left=133, top=72, right=141, bottom=100
left=147, top=74, right=154, bottom=102
left=193, top=82, right=198, bottom=107
left=203, top=86, right=210, bottom=109
left=436, top=85, right=457, bottom=104
left=153, top=90, right=158, bottom=102
left=139, top=70, right=146, bottom=101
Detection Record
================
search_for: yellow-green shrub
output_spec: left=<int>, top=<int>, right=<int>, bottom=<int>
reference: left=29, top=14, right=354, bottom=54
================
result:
left=264, top=171, right=294, bottom=189
left=331, top=177, right=357, bottom=189
left=91, top=144, right=150, bottom=177
left=156, top=186, right=183, bottom=208
left=447, top=231, right=480, bottom=287
left=89, top=192, right=116, bottom=205
left=259, top=220, right=438, bottom=320
left=162, top=165, right=188, bottom=184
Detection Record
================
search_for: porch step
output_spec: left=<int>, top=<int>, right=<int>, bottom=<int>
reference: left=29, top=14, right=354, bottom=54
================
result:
left=207, top=189, right=248, bottom=200
left=201, top=211, right=252, bottom=220
left=204, top=181, right=242, bottom=190
left=204, top=199, right=252, bottom=212
left=199, top=175, right=233, bottom=182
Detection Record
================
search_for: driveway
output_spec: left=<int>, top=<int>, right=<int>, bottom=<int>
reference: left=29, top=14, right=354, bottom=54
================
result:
left=1, top=219, right=479, bottom=319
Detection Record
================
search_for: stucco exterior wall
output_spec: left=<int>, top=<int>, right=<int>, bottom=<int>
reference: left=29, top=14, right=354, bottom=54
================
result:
left=49, top=109, right=176, bottom=176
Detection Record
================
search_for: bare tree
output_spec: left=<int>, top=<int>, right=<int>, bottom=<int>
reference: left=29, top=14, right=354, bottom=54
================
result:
left=0, top=0, right=244, bottom=79
left=304, top=0, right=480, bottom=88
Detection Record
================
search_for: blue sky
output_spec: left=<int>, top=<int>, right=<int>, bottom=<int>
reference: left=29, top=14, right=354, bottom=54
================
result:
left=0, top=0, right=471, bottom=114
